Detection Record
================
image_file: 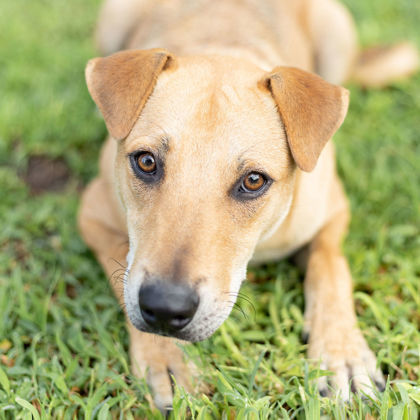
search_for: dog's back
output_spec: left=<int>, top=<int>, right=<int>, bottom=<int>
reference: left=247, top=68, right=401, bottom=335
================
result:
left=96, top=0, right=312, bottom=70
left=97, top=0, right=418, bottom=86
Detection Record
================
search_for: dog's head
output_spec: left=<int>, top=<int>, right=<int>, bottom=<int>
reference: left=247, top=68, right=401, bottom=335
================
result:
left=85, top=49, right=348, bottom=341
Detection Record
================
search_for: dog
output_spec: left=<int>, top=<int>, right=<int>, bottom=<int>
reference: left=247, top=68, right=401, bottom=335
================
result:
left=79, top=0, right=419, bottom=411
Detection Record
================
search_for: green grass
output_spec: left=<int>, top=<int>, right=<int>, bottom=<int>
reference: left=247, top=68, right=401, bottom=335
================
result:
left=0, top=0, right=419, bottom=418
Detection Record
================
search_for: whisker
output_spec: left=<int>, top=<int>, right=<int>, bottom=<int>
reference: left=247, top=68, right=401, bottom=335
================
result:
left=109, top=257, right=127, bottom=270
left=223, top=291, right=257, bottom=321
left=109, top=268, right=126, bottom=279
left=232, top=304, right=248, bottom=320
left=223, top=300, right=247, bottom=320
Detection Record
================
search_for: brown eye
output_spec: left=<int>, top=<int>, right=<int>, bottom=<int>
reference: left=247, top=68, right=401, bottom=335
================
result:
left=137, top=152, right=156, bottom=173
left=233, top=170, right=272, bottom=200
left=242, top=172, right=266, bottom=192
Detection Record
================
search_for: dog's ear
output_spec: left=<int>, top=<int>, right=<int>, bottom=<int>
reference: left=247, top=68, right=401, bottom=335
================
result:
left=261, top=67, right=349, bottom=172
left=85, top=48, right=175, bottom=140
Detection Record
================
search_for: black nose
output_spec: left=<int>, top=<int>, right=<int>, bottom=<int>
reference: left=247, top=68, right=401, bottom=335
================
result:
left=139, top=281, right=199, bottom=331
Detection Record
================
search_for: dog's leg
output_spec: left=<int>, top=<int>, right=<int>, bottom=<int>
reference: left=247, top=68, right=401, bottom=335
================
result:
left=128, top=325, right=196, bottom=411
left=78, top=177, right=197, bottom=412
left=303, top=205, right=385, bottom=399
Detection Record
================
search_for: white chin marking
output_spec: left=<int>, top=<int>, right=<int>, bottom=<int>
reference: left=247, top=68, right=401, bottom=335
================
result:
left=125, top=247, right=135, bottom=271
left=123, top=245, right=145, bottom=327
left=230, top=266, right=246, bottom=297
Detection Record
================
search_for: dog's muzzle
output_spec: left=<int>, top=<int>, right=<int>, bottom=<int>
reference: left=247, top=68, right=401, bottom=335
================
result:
left=138, top=281, right=199, bottom=334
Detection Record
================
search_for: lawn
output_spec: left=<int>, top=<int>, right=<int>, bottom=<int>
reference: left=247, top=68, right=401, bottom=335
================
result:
left=0, top=0, right=419, bottom=418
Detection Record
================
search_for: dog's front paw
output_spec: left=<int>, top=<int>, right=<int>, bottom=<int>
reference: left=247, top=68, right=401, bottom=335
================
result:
left=308, top=327, right=385, bottom=400
left=129, top=329, right=201, bottom=413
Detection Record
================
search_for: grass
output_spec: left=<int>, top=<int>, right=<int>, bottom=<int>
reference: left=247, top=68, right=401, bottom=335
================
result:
left=0, top=0, right=419, bottom=418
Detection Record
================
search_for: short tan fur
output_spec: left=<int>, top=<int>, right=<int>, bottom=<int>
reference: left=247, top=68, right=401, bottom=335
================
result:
left=79, top=0, right=418, bottom=411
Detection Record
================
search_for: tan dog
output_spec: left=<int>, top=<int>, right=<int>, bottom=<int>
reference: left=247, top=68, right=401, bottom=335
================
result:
left=79, top=0, right=419, bottom=411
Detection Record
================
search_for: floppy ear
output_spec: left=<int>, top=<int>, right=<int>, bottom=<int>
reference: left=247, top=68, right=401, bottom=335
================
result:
left=85, top=48, right=175, bottom=140
left=261, top=67, right=349, bottom=172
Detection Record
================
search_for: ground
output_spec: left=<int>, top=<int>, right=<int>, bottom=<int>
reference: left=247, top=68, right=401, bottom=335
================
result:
left=0, top=0, right=419, bottom=418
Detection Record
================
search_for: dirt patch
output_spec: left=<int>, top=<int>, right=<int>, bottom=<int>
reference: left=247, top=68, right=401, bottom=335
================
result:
left=23, top=155, right=71, bottom=194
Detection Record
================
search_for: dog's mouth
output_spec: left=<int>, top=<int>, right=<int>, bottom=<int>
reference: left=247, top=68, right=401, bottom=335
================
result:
left=128, top=312, right=230, bottom=342
left=133, top=323, right=211, bottom=342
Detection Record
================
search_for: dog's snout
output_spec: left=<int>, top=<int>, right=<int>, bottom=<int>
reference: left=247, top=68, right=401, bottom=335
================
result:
left=139, top=281, right=199, bottom=331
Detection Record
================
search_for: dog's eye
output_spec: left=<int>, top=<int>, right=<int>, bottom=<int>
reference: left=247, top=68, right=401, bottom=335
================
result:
left=233, top=171, right=272, bottom=200
left=129, top=151, right=161, bottom=183
left=242, top=172, right=265, bottom=192
left=137, top=152, right=156, bottom=174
